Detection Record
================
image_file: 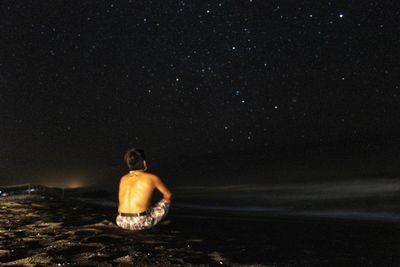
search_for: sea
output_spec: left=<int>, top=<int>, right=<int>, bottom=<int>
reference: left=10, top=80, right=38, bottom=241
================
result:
left=68, top=178, right=400, bottom=223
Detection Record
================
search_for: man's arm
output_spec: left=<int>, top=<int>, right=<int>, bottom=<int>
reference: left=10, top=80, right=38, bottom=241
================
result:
left=152, top=175, right=172, bottom=203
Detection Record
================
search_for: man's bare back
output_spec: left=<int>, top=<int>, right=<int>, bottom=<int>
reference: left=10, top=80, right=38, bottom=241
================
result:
left=116, top=148, right=172, bottom=230
left=118, top=170, right=172, bottom=214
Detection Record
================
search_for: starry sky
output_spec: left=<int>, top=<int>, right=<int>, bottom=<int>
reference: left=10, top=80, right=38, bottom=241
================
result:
left=1, top=1, right=400, bottom=186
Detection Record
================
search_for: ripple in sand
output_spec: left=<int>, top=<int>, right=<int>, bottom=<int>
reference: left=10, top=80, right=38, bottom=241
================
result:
left=188, top=239, right=204, bottom=243
left=86, top=219, right=119, bottom=229
left=82, top=234, right=123, bottom=243
left=21, top=237, right=41, bottom=246
left=64, top=250, right=121, bottom=264
left=141, top=240, right=168, bottom=245
left=113, top=254, right=132, bottom=263
left=1, top=252, right=52, bottom=266
left=37, top=229, right=58, bottom=237
left=208, top=251, right=231, bottom=265
left=12, top=230, right=26, bottom=237
left=89, top=252, right=123, bottom=261
left=47, top=243, right=103, bottom=257
left=31, top=203, right=50, bottom=209
left=70, top=229, right=102, bottom=236
left=0, top=247, right=32, bottom=263
left=35, top=222, right=63, bottom=229
left=87, top=247, right=131, bottom=262
left=0, top=249, right=10, bottom=258
left=1, top=202, right=24, bottom=208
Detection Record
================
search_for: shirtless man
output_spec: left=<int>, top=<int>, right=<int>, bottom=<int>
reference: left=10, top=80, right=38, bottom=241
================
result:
left=116, top=148, right=172, bottom=230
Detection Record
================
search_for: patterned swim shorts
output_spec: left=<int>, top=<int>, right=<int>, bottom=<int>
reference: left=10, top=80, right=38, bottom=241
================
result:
left=116, top=199, right=170, bottom=230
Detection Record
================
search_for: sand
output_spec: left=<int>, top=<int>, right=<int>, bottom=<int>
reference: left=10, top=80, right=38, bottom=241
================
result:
left=1, top=195, right=399, bottom=266
left=0, top=195, right=266, bottom=266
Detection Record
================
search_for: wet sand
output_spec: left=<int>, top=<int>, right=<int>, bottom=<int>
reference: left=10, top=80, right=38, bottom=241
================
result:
left=1, top=195, right=399, bottom=266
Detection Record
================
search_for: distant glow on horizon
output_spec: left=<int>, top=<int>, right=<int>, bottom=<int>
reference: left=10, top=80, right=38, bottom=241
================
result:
left=42, top=178, right=86, bottom=188
left=67, top=181, right=84, bottom=188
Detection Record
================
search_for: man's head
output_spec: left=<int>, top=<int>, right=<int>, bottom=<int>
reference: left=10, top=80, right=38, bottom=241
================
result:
left=124, top=148, right=147, bottom=171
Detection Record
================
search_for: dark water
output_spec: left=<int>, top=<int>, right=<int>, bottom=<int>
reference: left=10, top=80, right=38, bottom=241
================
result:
left=170, top=178, right=400, bottom=223
left=70, top=178, right=400, bottom=222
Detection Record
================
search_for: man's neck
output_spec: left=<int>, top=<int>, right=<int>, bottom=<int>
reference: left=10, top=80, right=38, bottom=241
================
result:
left=129, top=170, right=145, bottom=173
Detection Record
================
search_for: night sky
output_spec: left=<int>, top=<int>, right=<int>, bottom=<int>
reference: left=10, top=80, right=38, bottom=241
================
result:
left=1, top=1, right=400, bottom=187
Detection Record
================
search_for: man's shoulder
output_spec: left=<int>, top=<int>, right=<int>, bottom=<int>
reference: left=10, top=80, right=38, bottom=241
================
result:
left=144, top=172, right=160, bottom=180
left=119, top=174, right=129, bottom=183
left=141, top=172, right=163, bottom=184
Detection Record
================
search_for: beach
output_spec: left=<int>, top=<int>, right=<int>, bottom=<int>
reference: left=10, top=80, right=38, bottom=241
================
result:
left=0, top=195, right=399, bottom=266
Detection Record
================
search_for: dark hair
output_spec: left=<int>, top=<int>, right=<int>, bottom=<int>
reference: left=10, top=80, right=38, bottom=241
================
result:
left=124, top=148, right=146, bottom=170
